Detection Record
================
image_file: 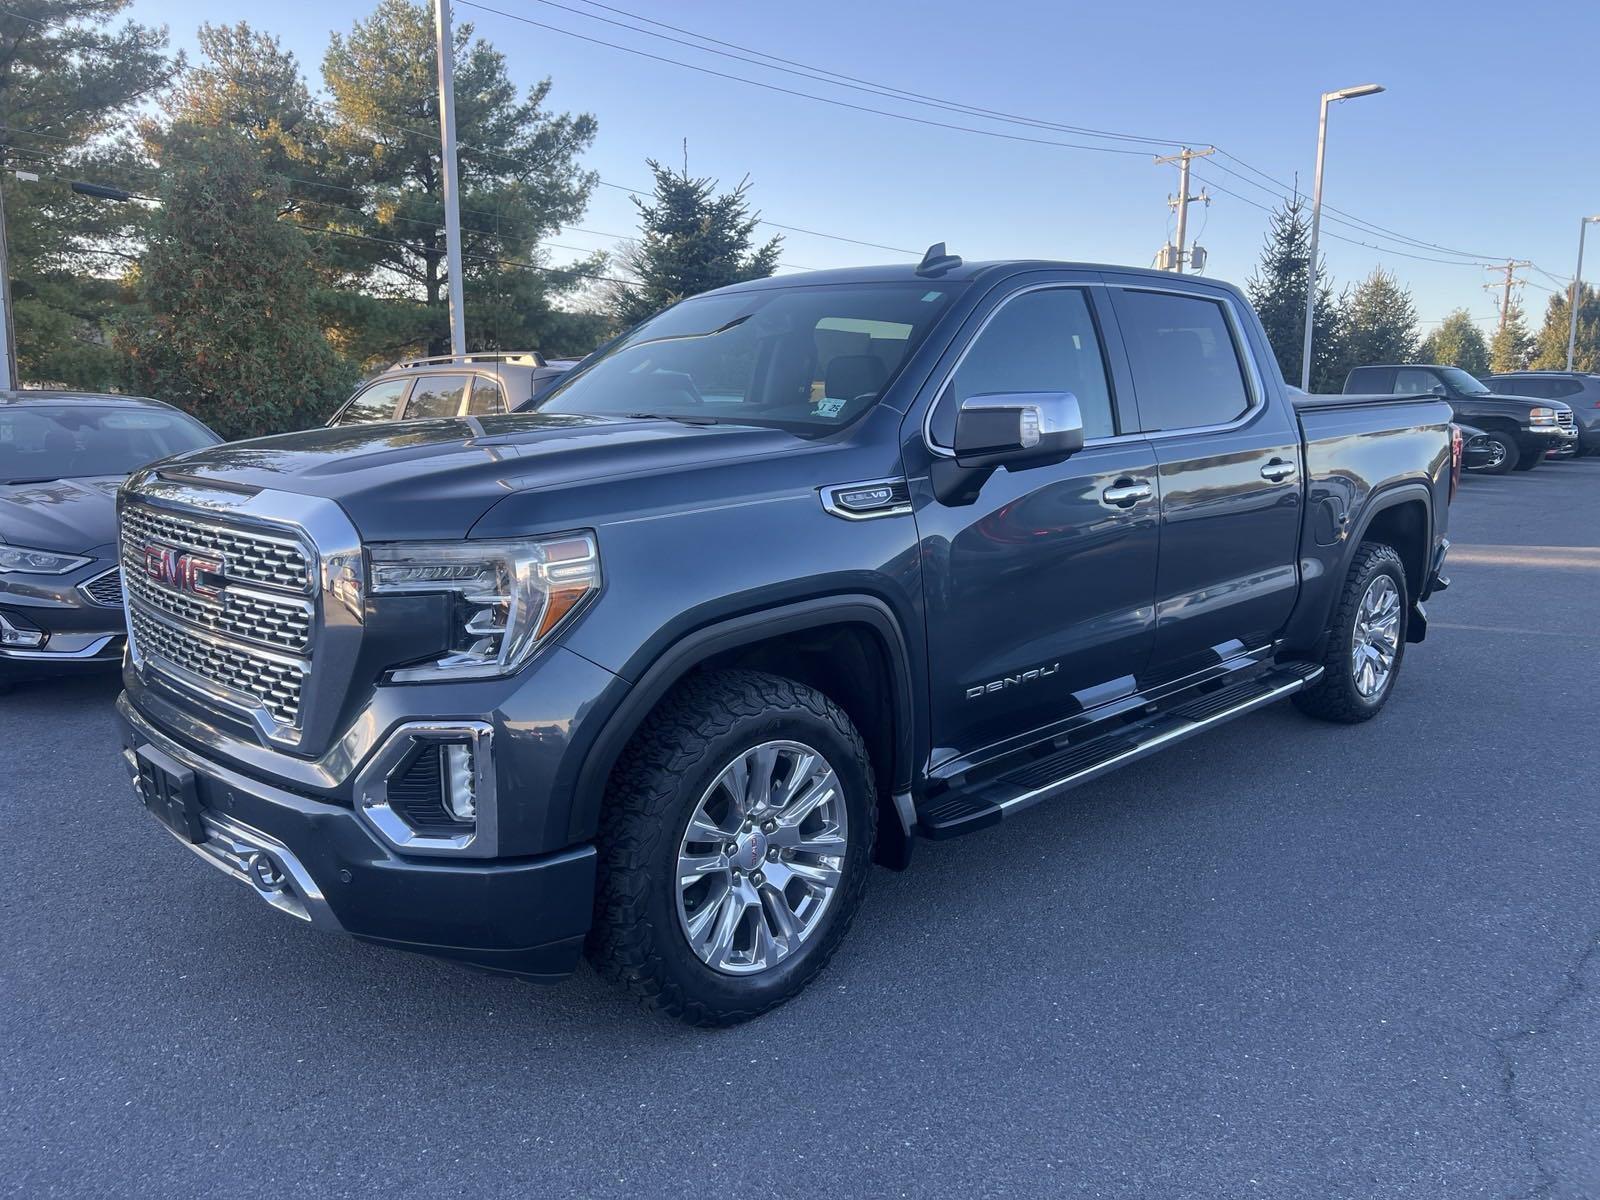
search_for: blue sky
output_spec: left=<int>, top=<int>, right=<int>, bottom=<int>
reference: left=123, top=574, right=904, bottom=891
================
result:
left=126, top=0, right=1599, bottom=333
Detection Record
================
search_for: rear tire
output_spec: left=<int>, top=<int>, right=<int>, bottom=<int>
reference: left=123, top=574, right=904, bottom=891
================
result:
left=1294, top=542, right=1408, bottom=724
left=588, top=669, right=876, bottom=1026
left=1472, top=431, right=1518, bottom=474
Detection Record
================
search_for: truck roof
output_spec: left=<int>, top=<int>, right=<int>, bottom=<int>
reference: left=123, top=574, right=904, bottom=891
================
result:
left=704, top=260, right=1248, bottom=296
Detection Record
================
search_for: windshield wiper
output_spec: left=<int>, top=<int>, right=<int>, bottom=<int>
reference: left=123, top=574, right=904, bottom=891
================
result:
left=626, top=412, right=719, bottom=426
left=2, top=477, right=64, bottom=485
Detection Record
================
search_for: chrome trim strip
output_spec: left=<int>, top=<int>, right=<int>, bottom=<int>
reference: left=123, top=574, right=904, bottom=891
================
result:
left=352, top=721, right=500, bottom=858
left=994, top=668, right=1321, bottom=820
left=1, top=632, right=120, bottom=660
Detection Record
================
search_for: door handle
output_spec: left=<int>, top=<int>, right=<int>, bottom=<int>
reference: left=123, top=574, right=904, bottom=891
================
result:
left=1101, top=479, right=1153, bottom=508
left=1260, top=459, right=1297, bottom=482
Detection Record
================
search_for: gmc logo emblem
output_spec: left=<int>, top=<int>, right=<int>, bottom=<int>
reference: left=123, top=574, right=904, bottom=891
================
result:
left=143, top=543, right=224, bottom=599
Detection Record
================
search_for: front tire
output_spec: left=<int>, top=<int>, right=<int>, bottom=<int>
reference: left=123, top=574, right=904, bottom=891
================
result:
left=1512, top=443, right=1543, bottom=471
left=1294, top=542, right=1408, bottom=724
left=1471, top=431, right=1518, bottom=474
left=588, top=669, right=876, bottom=1026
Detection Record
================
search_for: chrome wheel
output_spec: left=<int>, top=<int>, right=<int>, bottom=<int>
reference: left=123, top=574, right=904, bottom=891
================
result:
left=1480, top=439, right=1507, bottom=469
left=675, top=739, right=848, bottom=976
left=1351, top=574, right=1401, bottom=699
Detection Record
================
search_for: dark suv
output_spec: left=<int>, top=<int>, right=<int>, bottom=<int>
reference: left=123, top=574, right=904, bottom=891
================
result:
left=328, top=352, right=577, bottom=428
left=1343, top=363, right=1576, bottom=472
left=1485, top=371, right=1600, bottom=456
left=117, top=259, right=1453, bottom=1024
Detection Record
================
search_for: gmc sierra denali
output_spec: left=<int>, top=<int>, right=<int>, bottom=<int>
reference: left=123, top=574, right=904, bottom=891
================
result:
left=116, top=256, right=1454, bottom=1025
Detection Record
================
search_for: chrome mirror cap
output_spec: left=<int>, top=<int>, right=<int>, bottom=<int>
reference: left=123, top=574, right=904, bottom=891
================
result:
left=952, top=391, right=1085, bottom=468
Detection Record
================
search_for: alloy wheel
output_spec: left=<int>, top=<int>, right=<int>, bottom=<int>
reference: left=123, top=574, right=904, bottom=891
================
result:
left=675, top=739, right=848, bottom=976
left=1351, top=574, right=1402, bottom=699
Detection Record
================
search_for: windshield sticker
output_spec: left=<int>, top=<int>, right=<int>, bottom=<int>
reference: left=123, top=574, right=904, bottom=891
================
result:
left=815, top=398, right=846, bottom=418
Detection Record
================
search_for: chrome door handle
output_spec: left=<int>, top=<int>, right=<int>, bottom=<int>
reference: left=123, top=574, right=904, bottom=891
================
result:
left=1101, top=480, right=1153, bottom=508
left=1260, top=459, right=1297, bottom=482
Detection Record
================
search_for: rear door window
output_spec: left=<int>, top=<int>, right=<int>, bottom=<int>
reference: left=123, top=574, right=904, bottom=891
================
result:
left=465, top=377, right=505, bottom=415
left=333, top=378, right=409, bottom=426
left=1110, top=289, right=1252, bottom=431
left=403, top=375, right=469, bottom=419
left=1393, top=368, right=1441, bottom=395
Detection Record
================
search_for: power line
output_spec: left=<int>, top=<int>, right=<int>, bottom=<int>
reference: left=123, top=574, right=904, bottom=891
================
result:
left=498, top=0, right=1190, bottom=148
left=453, top=1, right=1157, bottom=159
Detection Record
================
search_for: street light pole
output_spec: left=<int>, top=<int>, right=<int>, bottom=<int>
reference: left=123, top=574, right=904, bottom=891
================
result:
left=1300, top=83, right=1385, bottom=392
left=1566, top=216, right=1599, bottom=372
left=434, top=0, right=467, bottom=358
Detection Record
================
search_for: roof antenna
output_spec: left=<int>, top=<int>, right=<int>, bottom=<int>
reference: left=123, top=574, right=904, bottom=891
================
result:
left=916, top=242, right=962, bottom=276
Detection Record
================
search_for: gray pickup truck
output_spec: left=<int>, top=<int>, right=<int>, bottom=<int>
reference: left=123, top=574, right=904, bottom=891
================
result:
left=116, top=255, right=1455, bottom=1024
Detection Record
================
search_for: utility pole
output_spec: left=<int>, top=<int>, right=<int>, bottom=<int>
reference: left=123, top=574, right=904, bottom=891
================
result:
left=1483, top=259, right=1532, bottom=332
left=0, top=166, right=16, bottom=390
left=1568, top=214, right=1593, bottom=369
left=1153, top=146, right=1213, bottom=272
left=433, top=0, right=467, bottom=357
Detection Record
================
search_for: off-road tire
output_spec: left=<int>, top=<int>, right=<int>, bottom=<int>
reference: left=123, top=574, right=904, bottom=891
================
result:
left=587, top=669, right=877, bottom=1026
left=1293, top=542, right=1408, bottom=724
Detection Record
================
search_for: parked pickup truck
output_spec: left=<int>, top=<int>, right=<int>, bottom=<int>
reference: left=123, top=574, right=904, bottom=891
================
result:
left=116, top=257, right=1454, bottom=1024
left=1343, top=363, right=1576, bottom=473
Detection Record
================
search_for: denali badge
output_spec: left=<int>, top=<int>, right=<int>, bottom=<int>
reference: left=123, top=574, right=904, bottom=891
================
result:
left=143, top=543, right=225, bottom=600
left=966, top=662, right=1060, bottom=700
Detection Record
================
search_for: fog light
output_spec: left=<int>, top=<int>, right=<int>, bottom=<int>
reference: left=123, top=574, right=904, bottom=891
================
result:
left=0, top=612, right=45, bottom=648
left=442, top=743, right=477, bottom=822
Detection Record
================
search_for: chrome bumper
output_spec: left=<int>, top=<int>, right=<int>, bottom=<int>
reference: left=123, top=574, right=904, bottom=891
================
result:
left=121, top=738, right=341, bottom=932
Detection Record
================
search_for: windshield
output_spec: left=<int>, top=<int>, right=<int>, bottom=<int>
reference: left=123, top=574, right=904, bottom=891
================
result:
left=535, top=282, right=960, bottom=433
left=0, top=404, right=217, bottom=484
left=1438, top=367, right=1491, bottom=395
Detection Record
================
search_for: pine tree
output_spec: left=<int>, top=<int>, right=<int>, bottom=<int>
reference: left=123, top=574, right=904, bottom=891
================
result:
left=0, top=0, right=174, bottom=388
left=606, top=158, right=782, bottom=328
left=1488, top=300, right=1533, bottom=373
left=1333, top=268, right=1420, bottom=381
left=1418, top=308, right=1489, bottom=374
left=321, top=0, right=600, bottom=359
left=1245, top=194, right=1341, bottom=389
left=1529, top=284, right=1600, bottom=371
left=118, top=129, right=355, bottom=438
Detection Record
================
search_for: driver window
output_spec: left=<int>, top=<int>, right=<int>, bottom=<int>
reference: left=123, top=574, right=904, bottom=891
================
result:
left=932, top=288, right=1116, bottom=444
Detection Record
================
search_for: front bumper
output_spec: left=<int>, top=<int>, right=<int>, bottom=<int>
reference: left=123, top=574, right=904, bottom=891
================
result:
left=118, top=693, right=598, bottom=979
left=1, top=556, right=126, bottom=678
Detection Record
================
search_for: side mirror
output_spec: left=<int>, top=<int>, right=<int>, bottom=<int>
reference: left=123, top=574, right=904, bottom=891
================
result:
left=1430, top=383, right=1447, bottom=397
left=952, top=392, right=1085, bottom=468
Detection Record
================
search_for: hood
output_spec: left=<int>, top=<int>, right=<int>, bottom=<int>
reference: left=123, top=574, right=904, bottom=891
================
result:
left=1478, top=392, right=1574, bottom=412
left=147, top=413, right=816, bottom=540
left=0, top=475, right=123, bottom=553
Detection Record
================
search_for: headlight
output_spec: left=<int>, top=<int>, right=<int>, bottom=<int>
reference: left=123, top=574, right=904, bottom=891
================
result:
left=1529, top=406, right=1556, bottom=425
left=369, top=533, right=600, bottom=681
left=0, top=544, right=91, bottom=575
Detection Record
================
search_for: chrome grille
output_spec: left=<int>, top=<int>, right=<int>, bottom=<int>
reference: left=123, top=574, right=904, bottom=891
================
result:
left=120, top=499, right=316, bottom=731
left=120, top=531, right=313, bottom=653
left=80, top=567, right=123, bottom=608
left=120, top=504, right=312, bottom=593
left=1557, top=410, right=1576, bottom=432
left=129, top=608, right=305, bottom=727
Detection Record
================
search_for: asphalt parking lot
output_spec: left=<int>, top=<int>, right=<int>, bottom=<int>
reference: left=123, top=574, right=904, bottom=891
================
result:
left=3, top=458, right=1597, bottom=1199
